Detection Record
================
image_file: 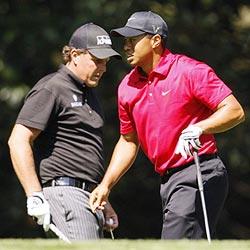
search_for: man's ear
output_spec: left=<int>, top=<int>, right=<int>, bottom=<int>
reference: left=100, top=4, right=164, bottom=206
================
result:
left=151, top=34, right=162, bottom=49
left=71, top=49, right=80, bottom=65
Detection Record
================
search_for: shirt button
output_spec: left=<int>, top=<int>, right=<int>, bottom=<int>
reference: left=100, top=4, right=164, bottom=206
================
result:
left=148, top=81, right=152, bottom=84
left=149, top=93, right=153, bottom=96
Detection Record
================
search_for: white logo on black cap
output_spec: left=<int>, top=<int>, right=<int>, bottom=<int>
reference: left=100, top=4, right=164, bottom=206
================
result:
left=97, top=36, right=112, bottom=45
left=152, top=25, right=160, bottom=33
left=128, top=17, right=136, bottom=21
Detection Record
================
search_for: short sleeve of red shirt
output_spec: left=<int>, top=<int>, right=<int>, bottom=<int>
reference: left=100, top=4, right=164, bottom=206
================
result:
left=190, top=64, right=232, bottom=110
left=118, top=82, right=135, bottom=135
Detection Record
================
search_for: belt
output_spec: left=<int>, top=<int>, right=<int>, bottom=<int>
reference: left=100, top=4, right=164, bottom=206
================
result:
left=43, top=177, right=97, bottom=193
left=161, top=153, right=218, bottom=183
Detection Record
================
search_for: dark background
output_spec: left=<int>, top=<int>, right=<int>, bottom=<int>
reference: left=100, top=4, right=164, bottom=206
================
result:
left=0, top=0, right=249, bottom=239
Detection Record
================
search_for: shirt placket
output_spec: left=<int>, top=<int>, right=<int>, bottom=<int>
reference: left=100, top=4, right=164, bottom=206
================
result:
left=83, top=86, right=93, bottom=116
left=147, top=79, right=154, bottom=103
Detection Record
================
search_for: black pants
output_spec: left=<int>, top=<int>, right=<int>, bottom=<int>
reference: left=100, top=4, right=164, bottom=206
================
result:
left=160, top=155, right=228, bottom=239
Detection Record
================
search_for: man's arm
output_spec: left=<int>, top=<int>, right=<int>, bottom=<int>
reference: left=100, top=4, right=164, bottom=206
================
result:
left=89, top=131, right=139, bottom=212
left=8, top=124, right=51, bottom=231
left=195, top=94, right=245, bottom=133
left=8, top=124, right=42, bottom=196
left=176, top=94, right=245, bottom=158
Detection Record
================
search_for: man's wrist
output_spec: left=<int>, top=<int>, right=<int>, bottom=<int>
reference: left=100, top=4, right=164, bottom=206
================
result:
left=183, top=125, right=203, bottom=137
left=100, top=180, right=112, bottom=191
left=190, top=125, right=203, bottom=134
left=26, top=188, right=43, bottom=197
left=27, top=191, right=43, bottom=197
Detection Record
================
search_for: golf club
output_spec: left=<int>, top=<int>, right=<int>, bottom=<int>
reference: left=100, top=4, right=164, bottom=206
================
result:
left=110, top=228, right=114, bottom=240
left=49, top=223, right=71, bottom=244
left=193, top=151, right=211, bottom=244
left=108, top=218, right=114, bottom=240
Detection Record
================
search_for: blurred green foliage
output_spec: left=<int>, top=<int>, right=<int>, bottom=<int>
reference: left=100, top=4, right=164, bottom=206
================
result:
left=0, top=0, right=249, bottom=239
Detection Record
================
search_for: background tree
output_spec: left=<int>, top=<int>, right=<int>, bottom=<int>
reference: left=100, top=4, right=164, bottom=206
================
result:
left=0, top=0, right=249, bottom=239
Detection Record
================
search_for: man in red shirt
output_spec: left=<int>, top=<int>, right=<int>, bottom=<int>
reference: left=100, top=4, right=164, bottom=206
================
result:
left=89, top=11, right=245, bottom=239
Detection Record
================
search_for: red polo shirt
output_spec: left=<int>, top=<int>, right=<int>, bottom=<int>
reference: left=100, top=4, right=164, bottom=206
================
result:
left=118, top=49, right=232, bottom=175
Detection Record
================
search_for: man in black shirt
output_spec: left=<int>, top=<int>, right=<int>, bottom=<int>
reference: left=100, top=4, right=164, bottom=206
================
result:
left=8, top=23, right=121, bottom=240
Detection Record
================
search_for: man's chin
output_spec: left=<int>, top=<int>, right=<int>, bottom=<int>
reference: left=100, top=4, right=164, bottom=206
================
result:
left=85, top=81, right=99, bottom=88
left=127, top=59, right=136, bottom=67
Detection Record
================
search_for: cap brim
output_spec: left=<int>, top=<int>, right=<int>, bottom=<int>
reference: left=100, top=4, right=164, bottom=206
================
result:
left=110, top=27, right=145, bottom=37
left=88, top=47, right=121, bottom=60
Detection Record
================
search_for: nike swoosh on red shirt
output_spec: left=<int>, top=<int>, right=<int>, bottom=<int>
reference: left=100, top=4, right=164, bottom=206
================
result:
left=161, top=90, right=171, bottom=96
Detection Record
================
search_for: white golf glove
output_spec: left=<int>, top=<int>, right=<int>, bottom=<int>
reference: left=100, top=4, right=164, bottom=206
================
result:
left=175, top=125, right=203, bottom=159
left=27, top=191, right=50, bottom=232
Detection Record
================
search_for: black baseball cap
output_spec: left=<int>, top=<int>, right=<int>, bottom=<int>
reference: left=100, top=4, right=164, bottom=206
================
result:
left=110, top=11, right=168, bottom=38
left=69, top=23, right=121, bottom=59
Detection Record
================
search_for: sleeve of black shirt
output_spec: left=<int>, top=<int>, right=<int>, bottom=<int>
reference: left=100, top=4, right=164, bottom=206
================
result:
left=16, top=88, right=58, bottom=131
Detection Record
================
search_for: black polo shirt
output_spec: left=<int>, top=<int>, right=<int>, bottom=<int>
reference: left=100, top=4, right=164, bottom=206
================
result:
left=16, top=65, right=105, bottom=184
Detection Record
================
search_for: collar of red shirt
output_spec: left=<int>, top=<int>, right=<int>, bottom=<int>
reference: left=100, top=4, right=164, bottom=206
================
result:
left=130, top=49, right=175, bottom=82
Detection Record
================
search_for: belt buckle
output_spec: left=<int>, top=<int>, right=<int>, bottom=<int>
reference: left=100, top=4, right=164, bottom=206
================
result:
left=56, top=178, right=67, bottom=186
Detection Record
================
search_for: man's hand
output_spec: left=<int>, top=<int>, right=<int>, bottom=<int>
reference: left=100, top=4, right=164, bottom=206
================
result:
left=175, top=125, right=203, bottom=159
left=89, top=184, right=110, bottom=213
left=27, top=191, right=50, bottom=231
left=103, top=202, right=119, bottom=231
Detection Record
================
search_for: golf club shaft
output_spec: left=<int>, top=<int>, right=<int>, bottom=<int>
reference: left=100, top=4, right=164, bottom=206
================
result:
left=110, top=229, right=114, bottom=240
left=107, top=218, right=115, bottom=240
left=193, top=151, right=211, bottom=244
left=49, top=223, right=71, bottom=244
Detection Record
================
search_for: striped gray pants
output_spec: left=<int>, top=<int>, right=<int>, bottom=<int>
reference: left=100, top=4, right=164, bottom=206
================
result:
left=43, top=186, right=104, bottom=240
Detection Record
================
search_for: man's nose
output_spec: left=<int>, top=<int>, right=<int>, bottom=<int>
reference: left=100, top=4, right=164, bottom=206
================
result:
left=124, top=40, right=132, bottom=51
left=99, top=62, right=107, bottom=73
